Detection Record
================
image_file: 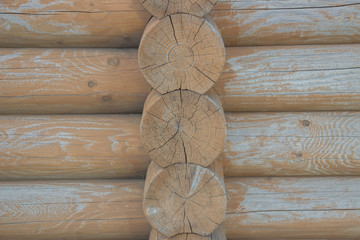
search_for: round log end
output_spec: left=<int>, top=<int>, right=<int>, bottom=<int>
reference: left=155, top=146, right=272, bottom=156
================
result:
left=149, top=226, right=226, bottom=239
left=144, top=163, right=226, bottom=237
left=141, top=89, right=226, bottom=168
left=139, top=14, right=225, bottom=94
left=139, top=0, right=217, bottom=18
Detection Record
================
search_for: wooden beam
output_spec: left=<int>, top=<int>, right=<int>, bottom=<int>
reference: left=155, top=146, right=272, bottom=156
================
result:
left=1, top=45, right=359, bottom=114
left=0, top=179, right=150, bottom=240
left=0, top=0, right=359, bottom=47
left=1, top=177, right=360, bottom=239
left=1, top=112, right=359, bottom=180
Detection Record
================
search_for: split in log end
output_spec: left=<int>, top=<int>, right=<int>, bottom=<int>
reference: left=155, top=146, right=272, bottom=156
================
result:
left=144, top=161, right=226, bottom=237
left=149, top=226, right=226, bottom=239
left=139, top=14, right=225, bottom=94
left=139, top=0, right=218, bottom=18
left=141, top=89, right=226, bottom=168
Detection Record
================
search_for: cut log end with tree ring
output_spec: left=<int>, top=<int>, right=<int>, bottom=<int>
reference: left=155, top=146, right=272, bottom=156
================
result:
left=149, top=226, right=226, bottom=240
left=139, top=0, right=217, bottom=19
left=139, top=14, right=225, bottom=94
left=144, top=161, right=226, bottom=237
left=141, top=89, right=226, bottom=168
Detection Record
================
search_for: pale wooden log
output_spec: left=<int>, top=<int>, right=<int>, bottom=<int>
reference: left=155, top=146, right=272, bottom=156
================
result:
left=0, top=115, right=150, bottom=180
left=0, top=179, right=150, bottom=240
left=1, top=45, right=360, bottom=114
left=1, top=0, right=360, bottom=47
left=0, top=48, right=150, bottom=114
left=139, top=0, right=217, bottom=18
left=2, top=178, right=360, bottom=239
left=144, top=161, right=226, bottom=237
left=148, top=227, right=226, bottom=240
left=0, top=112, right=359, bottom=180
left=141, top=89, right=226, bottom=167
left=139, top=14, right=225, bottom=94
left=222, top=112, right=360, bottom=177
left=224, top=177, right=360, bottom=239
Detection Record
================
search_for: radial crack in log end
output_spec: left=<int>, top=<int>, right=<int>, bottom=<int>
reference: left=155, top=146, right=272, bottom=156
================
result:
left=144, top=162, right=226, bottom=237
left=149, top=226, right=226, bottom=239
left=141, top=89, right=226, bottom=168
left=139, top=14, right=225, bottom=94
left=139, top=0, right=217, bottom=18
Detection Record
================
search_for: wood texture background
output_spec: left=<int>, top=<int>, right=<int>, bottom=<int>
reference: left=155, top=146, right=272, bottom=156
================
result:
left=1, top=112, right=359, bottom=180
left=1, top=177, right=360, bottom=239
left=0, top=0, right=359, bottom=47
left=1, top=45, right=359, bottom=114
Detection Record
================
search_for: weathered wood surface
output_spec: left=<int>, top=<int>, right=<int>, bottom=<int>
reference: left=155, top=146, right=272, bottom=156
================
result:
left=141, top=90, right=226, bottom=168
left=144, top=161, right=226, bottom=237
left=1, top=112, right=359, bottom=180
left=224, top=177, right=360, bottom=239
left=1, top=177, right=360, bottom=239
left=0, top=115, right=149, bottom=180
left=1, top=0, right=359, bottom=47
left=1, top=45, right=359, bottom=114
left=222, top=111, right=360, bottom=177
left=0, top=179, right=150, bottom=240
left=139, top=14, right=225, bottom=94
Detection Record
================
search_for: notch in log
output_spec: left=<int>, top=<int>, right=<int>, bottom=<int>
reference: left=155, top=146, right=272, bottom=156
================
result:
left=141, top=89, right=226, bottom=168
left=149, top=226, right=226, bottom=239
left=139, top=14, right=225, bottom=94
left=144, top=160, right=226, bottom=237
left=138, top=0, right=217, bottom=18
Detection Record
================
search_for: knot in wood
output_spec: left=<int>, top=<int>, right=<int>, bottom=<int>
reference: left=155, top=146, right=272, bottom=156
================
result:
left=139, top=14, right=225, bottom=94
left=141, top=89, right=226, bottom=167
left=144, top=162, right=226, bottom=237
left=138, top=0, right=218, bottom=18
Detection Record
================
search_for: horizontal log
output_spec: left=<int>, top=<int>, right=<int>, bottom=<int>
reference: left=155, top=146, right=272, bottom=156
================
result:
left=0, top=0, right=359, bottom=47
left=0, top=179, right=150, bottom=240
left=1, top=177, right=360, bottom=239
left=1, top=112, right=359, bottom=180
left=1, top=45, right=360, bottom=114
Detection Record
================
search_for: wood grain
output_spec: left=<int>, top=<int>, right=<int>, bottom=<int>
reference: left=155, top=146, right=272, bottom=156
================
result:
left=0, top=115, right=150, bottom=180
left=0, top=0, right=359, bottom=47
left=1, top=177, right=360, bottom=239
left=141, top=90, right=226, bottom=168
left=139, top=14, right=225, bottom=94
left=1, top=112, right=359, bottom=180
left=0, top=179, right=150, bottom=240
left=222, top=111, right=360, bottom=177
left=1, top=45, right=359, bottom=114
left=224, top=177, right=360, bottom=239
left=0, top=48, right=150, bottom=114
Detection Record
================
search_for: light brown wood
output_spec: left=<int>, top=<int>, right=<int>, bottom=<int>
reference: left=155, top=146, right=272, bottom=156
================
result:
left=224, top=177, right=360, bottom=239
left=0, top=115, right=149, bottom=180
left=141, top=89, right=226, bottom=167
left=1, top=45, right=359, bottom=114
left=1, top=0, right=359, bottom=47
left=222, top=112, right=360, bottom=177
left=0, top=179, right=150, bottom=240
left=139, top=14, right=225, bottom=94
left=2, top=177, right=360, bottom=239
left=0, top=48, right=150, bottom=114
left=148, top=227, right=226, bottom=240
left=0, top=112, right=359, bottom=180
left=139, top=0, right=217, bottom=18
left=144, top=161, right=226, bottom=237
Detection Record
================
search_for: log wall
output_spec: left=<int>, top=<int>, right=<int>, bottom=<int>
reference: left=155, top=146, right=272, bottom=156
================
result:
left=1, top=45, right=359, bottom=114
left=0, top=0, right=359, bottom=47
left=1, top=177, right=360, bottom=239
left=1, top=112, right=359, bottom=180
